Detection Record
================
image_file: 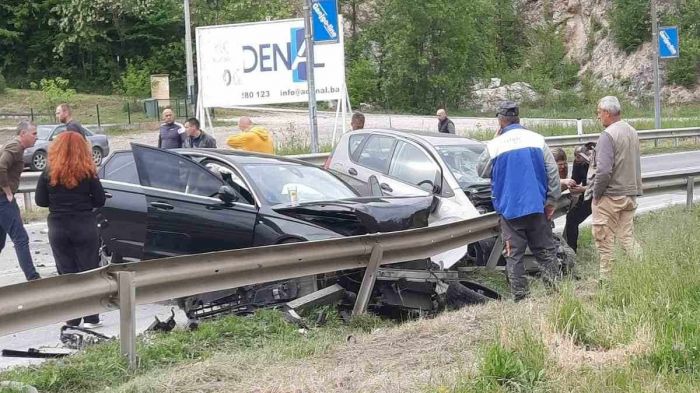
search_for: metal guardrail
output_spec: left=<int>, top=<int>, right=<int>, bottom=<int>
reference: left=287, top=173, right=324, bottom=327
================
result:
left=1, top=168, right=698, bottom=368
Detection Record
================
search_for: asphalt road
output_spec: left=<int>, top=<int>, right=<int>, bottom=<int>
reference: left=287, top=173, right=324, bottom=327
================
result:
left=0, top=149, right=698, bottom=370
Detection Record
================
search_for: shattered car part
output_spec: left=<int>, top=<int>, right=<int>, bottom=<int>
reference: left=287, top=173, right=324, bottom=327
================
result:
left=146, top=308, right=176, bottom=332
left=59, top=325, right=113, bottom=350
left=2, top=348, right=70, bottom=359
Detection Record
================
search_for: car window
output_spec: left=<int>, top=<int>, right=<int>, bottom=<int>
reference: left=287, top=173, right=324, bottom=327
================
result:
left=49, top=126, right=66, bottom=141
left=37, top=126, right=53, bottom=140
left=133, top=147, right=222, bottom=197
left=389, top=141, right=440, bottom=191
left=356, top=135, right=396, bottom=173
left=348, top=134, right=367, bottom=160
left=243, top=164, right=357, bottom=205
left=435, top=144, right=488, bottom=188
left=103, top=152, right=138, bottom=184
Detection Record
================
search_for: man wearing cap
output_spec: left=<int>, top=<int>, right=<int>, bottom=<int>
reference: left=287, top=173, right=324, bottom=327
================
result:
left=436, top=109, right=455, bottom=134
left=477, top=101, right=561, bottom=301
left=562, top=143, right=594, bottom=252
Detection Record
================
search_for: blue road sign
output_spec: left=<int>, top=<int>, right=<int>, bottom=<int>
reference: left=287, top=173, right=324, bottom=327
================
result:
left=659, top=26, right=679, bottom=59
left=311, top=0, right=340, bottom=44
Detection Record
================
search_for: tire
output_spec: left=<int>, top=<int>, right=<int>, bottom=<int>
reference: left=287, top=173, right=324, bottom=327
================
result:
left=446, top=281, right=498, bottom=309
left=30, top=150, right=47, bottom=171
left=556, top=238, right=577, bottom=277
left=92, top=147, right=103, bottom=167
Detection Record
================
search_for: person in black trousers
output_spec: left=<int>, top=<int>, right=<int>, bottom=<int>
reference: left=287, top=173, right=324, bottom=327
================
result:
left=35, top=127, right=106, bottom=328
left=563, top=143, right=595, bottom=252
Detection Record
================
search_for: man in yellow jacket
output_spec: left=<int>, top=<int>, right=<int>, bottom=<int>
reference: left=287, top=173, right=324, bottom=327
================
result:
left=226, top=116, right=274, bottom=154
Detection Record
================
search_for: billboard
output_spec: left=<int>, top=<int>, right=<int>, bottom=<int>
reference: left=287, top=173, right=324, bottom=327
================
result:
left=196, top=18, right=345, bottom=108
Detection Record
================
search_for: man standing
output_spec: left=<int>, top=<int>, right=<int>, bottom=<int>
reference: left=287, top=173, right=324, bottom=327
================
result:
left=591, top=96, right=642, bottom=281
left=157, top=108, right=185, bottom=149
left=0, top=121, right=40, bottom=281
left=182, top=118, right=217, bottom=148
left=351, top=111, right=365, bottom=130
left=55, top=103, right=88, bottom=137
left=226, top=116, right=274, bottom=154
left=437, top=109, right=455, bottom=134
left=477, top=101, right=561, bottom=301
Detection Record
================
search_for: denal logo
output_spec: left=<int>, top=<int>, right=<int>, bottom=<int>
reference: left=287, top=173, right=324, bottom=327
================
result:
left=241, top=27, right=324, bottom=83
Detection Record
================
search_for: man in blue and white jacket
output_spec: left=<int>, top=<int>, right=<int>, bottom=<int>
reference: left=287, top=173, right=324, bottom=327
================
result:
left=477, top=101, right=561, bottom=301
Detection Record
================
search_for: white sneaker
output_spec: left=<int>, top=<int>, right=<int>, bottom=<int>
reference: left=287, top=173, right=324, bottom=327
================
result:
left=83, top=321, right=103, bottom=329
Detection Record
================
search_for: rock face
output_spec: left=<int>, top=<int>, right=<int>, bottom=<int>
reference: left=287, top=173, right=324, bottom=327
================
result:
left=471, top=82, right=541, bottom=112
left=517, top=0, right=697, bottom=102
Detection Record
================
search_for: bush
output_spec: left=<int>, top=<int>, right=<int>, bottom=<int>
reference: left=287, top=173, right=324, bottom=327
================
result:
left=0, top=73, right=6, bottom=94
left=521, top=23, right=580, bottom=92
left=666, top=37, right=700, bottom=88
left=117, top=62, right=152, bottom=99
left=610, top=0, right=651, bottom=53
left=29, top=77, right=76, bottom=110
left=347, top=58, right=380, bottom=106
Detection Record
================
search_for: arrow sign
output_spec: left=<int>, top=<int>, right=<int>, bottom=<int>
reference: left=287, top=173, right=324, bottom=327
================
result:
left=659, top=26, right=679, bottom=59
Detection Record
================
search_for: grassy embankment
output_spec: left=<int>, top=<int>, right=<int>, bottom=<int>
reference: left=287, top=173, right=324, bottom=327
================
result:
left=1, top=206, right=698, bottom=392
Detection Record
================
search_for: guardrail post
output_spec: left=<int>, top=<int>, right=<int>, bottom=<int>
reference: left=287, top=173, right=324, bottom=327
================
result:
left=22, top=192, right=32, bottom=212
left=96, top=104, right=101, bottom=131
left=352, top=243, right=383, bottom=316
left=485, top=235, right=504, bottom=270
left=687, top=176, right=695, bottom=210
left=115, top=271, right=137, bottom=369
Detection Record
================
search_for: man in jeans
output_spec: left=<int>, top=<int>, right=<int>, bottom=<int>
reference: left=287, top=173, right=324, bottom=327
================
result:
left=477, top=101, right=561, bottom=301
left=591, top=96, right=642, bottom=281
left=0, top=121, right=40, bottom=280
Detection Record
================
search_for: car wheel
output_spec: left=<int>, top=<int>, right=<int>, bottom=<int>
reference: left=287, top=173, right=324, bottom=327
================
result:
left=92, top=147, right=103, bottom=166
left=99, top=238, right=123, bottom=265
left=31, top=150, right=47, bottom=171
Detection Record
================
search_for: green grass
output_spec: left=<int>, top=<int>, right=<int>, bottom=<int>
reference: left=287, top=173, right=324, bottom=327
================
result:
left=0, top=309, right=392, bottom=393
left=434, top=206, right=700, bottom=392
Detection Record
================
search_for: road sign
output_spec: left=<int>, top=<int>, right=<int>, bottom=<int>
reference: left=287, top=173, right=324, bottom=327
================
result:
left=659, top=26, right=679, bottom=59
left=311, top=0, right=340, bottom=44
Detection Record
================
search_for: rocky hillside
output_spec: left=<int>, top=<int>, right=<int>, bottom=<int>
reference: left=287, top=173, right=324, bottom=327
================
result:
left=518, top=0, right=699, bottom=103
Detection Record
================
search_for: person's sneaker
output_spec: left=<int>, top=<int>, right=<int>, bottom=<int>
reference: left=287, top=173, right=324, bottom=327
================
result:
left=28, top=274, right=41, bottom=281
left=83, top=321, right=103, bottom=329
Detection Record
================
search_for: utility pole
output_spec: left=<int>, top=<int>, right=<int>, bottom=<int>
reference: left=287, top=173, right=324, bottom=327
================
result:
left=303, top=0, right=320, bottom=153
left=184, top=0, right=196, bottom=104
left=651, top=0, right=661, bottom=129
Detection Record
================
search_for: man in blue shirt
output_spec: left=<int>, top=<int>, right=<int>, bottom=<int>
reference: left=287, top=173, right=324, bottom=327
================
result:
left=477, top=101, right=561, bottom=301
left=157, top=108, right=185, bottom=149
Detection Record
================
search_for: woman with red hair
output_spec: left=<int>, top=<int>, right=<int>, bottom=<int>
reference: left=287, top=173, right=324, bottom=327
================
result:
left=35, top=127, right=106, bottom=328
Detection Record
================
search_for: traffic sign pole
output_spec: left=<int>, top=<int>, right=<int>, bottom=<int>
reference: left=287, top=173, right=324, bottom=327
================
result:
left=303, top=0, right=320, bottom=154
left=651, top=0, right=661, bottom=131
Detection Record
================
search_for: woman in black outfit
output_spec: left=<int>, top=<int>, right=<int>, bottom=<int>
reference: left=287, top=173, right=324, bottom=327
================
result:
left=35, top=126, right=106, bottom=328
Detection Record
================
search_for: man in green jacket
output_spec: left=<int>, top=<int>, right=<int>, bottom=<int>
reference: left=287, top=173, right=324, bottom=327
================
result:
left=0, top=121, right=40, bottom=280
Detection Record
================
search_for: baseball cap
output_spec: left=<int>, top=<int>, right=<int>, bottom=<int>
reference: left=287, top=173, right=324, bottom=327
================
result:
left=496, top=101, right=519, bottom=117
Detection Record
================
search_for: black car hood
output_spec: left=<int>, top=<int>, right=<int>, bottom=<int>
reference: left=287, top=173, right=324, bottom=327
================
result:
left=273, top=196, right=436, bottom=236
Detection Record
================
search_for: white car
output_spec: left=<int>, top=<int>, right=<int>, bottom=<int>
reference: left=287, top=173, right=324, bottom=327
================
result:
left=325, top=129, right=495, bottom=267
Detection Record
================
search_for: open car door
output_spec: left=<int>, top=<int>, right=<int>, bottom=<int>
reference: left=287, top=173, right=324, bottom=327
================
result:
left=130, top=143, right=258, bottom=259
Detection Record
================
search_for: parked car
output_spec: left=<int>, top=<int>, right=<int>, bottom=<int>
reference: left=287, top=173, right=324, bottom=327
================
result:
left=97, top=144, right=438, bottom=319
left=24, top=124, right=110, bottom=171
left=326, top=128, right=575, bottom=271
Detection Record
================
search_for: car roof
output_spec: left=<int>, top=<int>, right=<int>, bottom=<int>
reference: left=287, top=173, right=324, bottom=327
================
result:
left=347, top=128, right=485, bottom=146
left=174, top=148, right=317, bottom=166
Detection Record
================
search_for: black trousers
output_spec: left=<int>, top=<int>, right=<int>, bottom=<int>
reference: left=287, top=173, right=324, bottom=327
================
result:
left=499, top=213, right=560, bottom=300
left=563, top=197, right=593, bottom=252
left=48, top=212, right=101, bottom=325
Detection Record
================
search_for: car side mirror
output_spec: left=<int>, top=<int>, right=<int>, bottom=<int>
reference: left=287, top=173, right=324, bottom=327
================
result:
left=218, top=185, right=239, bottom=204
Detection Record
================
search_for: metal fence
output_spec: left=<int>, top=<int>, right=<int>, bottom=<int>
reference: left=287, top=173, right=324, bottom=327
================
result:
left=2, top=167, right=699, bottom=369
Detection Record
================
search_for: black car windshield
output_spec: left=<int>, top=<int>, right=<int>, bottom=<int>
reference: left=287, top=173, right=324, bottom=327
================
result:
left=243, top=164, right=358, bottom=205
left=435, top=144, right=490, bottom=188
left=37, top=126, right=53, bottom=140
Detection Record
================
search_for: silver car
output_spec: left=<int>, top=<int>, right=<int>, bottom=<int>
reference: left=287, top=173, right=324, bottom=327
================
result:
left=326, top=129, right=490, bottom=267
left=23, top=124, right=110, bottom=171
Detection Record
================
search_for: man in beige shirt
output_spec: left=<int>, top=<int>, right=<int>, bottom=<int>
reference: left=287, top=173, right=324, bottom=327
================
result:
left=591, top=96, right=642, bottom=282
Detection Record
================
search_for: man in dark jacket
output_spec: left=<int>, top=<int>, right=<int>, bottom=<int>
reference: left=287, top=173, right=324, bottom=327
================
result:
left=157, top=108, right=185, bottom=149
left=55, top=103, right=88, bottom=138
left=183, top=118, right=217, bottom=148
left=437, top=109, right=456, bottom=134
left=0, top=121, right=41, bottom=280
left=477, top=101, right=561, bottom=301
